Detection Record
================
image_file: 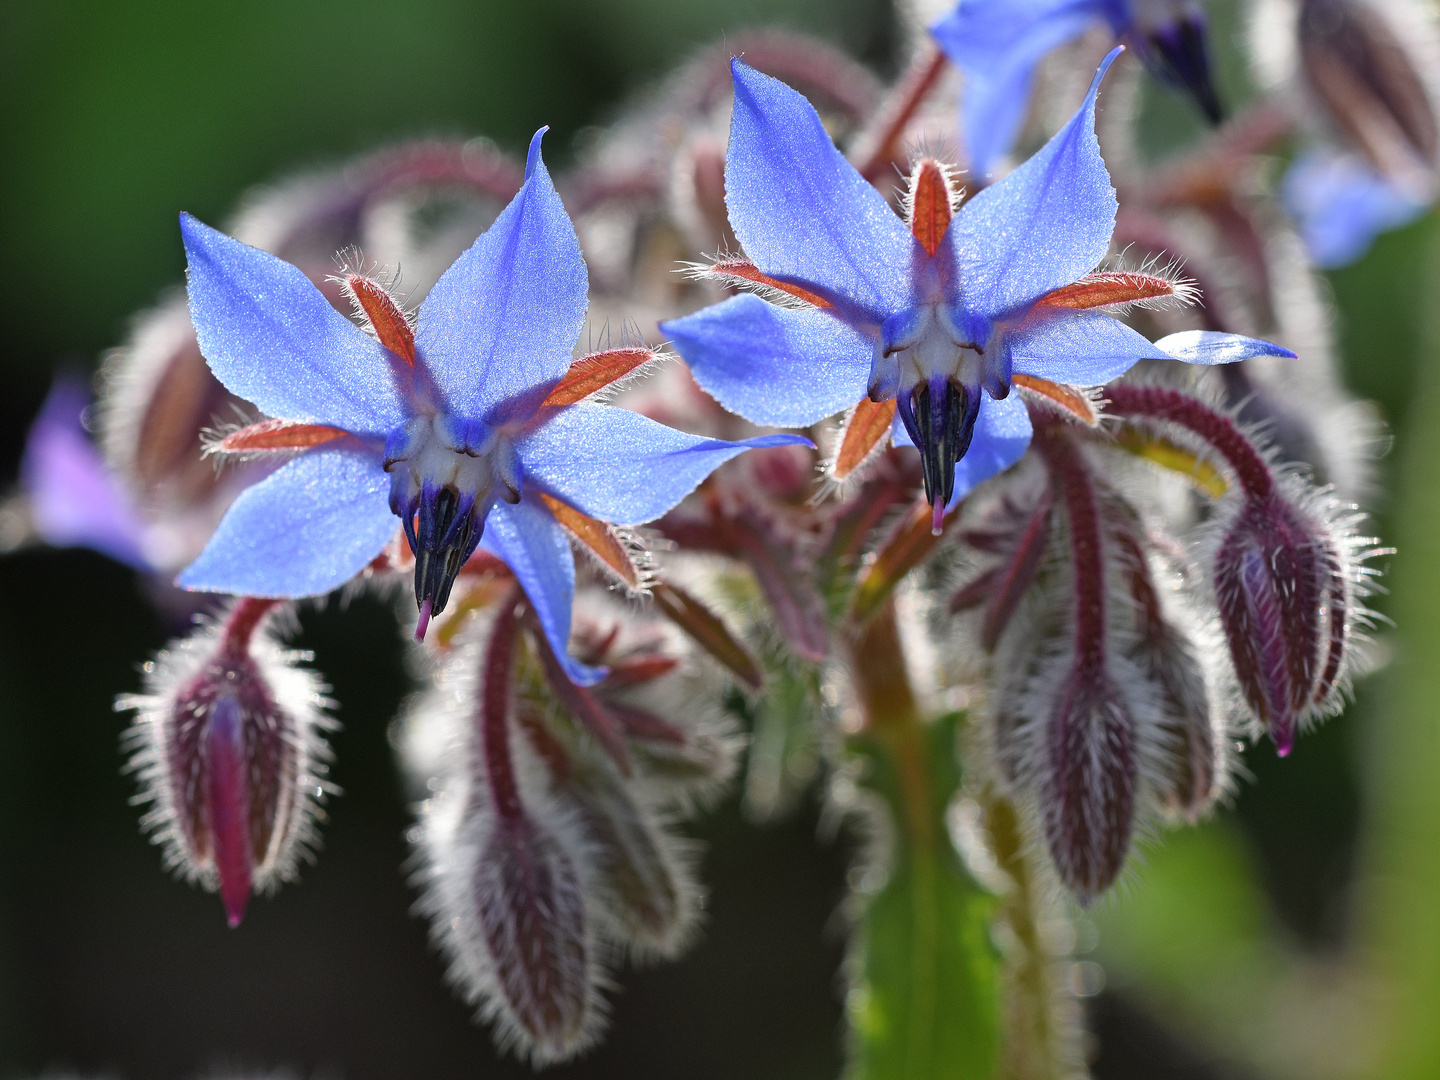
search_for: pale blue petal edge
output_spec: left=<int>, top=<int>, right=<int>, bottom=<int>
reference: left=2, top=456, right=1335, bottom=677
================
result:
left=725, top=59, right=915, bottom=328
left=516, top=403, right=810, bottom=525
left=946, top=47, right=1122, bottom=321
left=416, top=128, right=589, bottom=425
left=177, top=447, right=397, bottom=597
left=662, top=295, right=873, bottom=427
left=181, top=214, right=408, bottom=434
left=1153, top=330, right=1297, bottom=365
left=481, top=495, right=606, bottom=686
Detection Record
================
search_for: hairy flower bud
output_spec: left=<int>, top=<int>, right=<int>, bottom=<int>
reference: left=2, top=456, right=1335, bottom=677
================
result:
left=1042, top=664, right=1137, bottom=902
left=119, top=598, right=334, bottom=926
left=413, top=594, right=602, bottom=1063
left=1212, top=491, right=1352, bottom=755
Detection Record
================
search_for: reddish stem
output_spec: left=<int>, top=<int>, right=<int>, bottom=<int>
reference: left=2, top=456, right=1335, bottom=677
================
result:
left=1103, top=384, right=1275, bottom=500
left=853, top=45, right=950, bottom=184
left=480, top=591, right=525, bottom=822
left=1034, top=427, right=1107, bottom=672
left=221, top=598, right=280, bottom=655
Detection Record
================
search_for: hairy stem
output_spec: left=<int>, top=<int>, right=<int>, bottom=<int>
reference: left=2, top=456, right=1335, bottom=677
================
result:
left=1104, top=384, right=1274, bottom=500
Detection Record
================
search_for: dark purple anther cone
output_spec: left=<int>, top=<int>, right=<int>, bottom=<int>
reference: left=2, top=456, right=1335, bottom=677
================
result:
left=1139, top=10, right=1223, bottom=124
left=896, top=376, right=979, bottom=530
left=1213, top=493, right=1341, bottom=756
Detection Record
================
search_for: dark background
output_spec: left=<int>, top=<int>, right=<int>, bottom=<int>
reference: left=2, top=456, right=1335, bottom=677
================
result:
left=3, top=1, right=1439, bottom=1078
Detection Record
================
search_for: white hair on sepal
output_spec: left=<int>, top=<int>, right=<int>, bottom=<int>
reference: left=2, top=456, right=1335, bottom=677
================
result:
left=117, top=602, right=337, bottom=897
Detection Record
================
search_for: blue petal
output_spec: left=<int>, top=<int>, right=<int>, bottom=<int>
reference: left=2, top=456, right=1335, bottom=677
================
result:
left=946, top=47, right=1122, bottom=321
left=481, top=495, right=605, bottom=686
left=662, top=295, right=873, bottom=426
left=931, top=0, right=1106, bottom=177
left=21, top=376, right=147, bottom=568
left=1006, top=308, right=1163, bottom=384
left=1282, top=148, right=1429, bottom=269
left=1153, top=330, right=1298, bottom=365
left=725, top=59, right=915, bottom=327
left=416, top=128, right=589, bottom=425
left=891, top=392, right=1033, bottom=505
left=517, top=403, right=812, bottom=525
left=181, top=214, right=408, bottom=434
left=177, top=448, right=396, bottom=597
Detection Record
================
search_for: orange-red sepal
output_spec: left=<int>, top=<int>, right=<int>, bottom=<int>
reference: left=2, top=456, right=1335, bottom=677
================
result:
left=700, top=256, right=832, bottom=309
left=908, top=158, right=953, bottom=257
left=1033, top=271, right=1189, bottom=311
left=540, top=493, right=643, bottom=590
left=344, top=275, right=415, bottom=364
left=542, top=348, right=657, bottom=408
left=851, top=497, right=955, bottom=622
left=833, top=397, right=898, bottom=481
left=1012, top=374, right=1100, bottom=426
left=214, top=418, right=350, bottom=454
left=651, top=582, right=764, bottom=691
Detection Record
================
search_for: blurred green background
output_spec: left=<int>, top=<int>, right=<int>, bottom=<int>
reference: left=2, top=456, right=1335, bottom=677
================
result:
left=1, top=1, right=1438, bottom=1078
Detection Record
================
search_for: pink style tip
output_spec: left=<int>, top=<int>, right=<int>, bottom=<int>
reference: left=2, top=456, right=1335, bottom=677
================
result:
left=931, top=500, right=945, bottom=537
left=222, top=888, right=250, bottom=928
left=415, top=598, right=434, bottom=643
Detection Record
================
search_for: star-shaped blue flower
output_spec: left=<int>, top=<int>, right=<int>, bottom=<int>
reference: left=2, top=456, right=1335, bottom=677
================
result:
left=663, top=52, right=1288, bottom=530
left=177, top=128, right=805, bottom=684
left=931, top=0, right=1221, bottom=178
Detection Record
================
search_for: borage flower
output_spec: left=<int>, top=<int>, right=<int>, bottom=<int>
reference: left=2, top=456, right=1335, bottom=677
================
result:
left=178, top=129, right=804, bottom=684
left=665, top=51, right=1281, bottom=533
left=931, top=1, right=1222, bottom=177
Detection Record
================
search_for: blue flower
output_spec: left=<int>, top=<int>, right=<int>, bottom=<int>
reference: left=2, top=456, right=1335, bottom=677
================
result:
left=1282, top=147, right=1430, bottom=269
left=931, top=0, right=1221, bottom=178
left=663, top=53, right=1288, bottom=532
left=177, top=128, right=805, bottom=685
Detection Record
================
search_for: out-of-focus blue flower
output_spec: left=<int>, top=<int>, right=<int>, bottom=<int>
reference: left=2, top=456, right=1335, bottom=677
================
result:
left=21, top=375, right=148, bottom=568
left=663, top=52, right=1286, bottom=531
left=177, top=128, right=804, bottom=684
left=1283, top=147, right=1430, bottom=269
left=931, top=0, right=1221, bottom=178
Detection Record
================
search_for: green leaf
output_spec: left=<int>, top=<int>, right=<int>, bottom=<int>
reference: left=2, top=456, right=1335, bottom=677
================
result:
left=846, top=713, right=1000, bottom=1080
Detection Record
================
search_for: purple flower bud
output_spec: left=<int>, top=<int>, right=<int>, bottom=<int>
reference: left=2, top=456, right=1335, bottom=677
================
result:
left=1042, top=664, right=1137, bottom=902
left=475, top=813, right=590, bottom=1057
left=1212, top=492, right=1348, bottom=756
left=119, top=598, right=333, bottom=926
left=413, top=593, right=602, bottom=1063
left=1113, top=526, right=1224, bottom=822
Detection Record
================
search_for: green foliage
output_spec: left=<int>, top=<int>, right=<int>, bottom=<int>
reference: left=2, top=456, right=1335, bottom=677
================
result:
left=846, top=713, right=1000, bottom=1080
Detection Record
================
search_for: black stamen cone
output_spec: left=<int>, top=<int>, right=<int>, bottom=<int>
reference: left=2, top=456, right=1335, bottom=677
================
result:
left=1146, top=18, right=1224, bottom=125
left=411, top=487, right=486, bottom=619
left=898, top=379, right=981, bottom=515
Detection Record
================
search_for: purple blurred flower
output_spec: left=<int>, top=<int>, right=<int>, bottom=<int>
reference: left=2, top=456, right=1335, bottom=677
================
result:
left=1283, top=147, right=1429, bottom=268
left=178, top=128, right=805, bottom=684
left=931, top=0, right=1221, bottom=177
left=21, top=375, right=147, bottom=568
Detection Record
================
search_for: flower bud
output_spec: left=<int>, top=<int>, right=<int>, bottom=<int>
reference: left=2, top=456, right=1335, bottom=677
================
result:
left=119, top=599, right=333, bottom=926
left=1041, top=664, right=1137, bottom=902
left=474, top=812, right=591, bottom=1059
left=412, top=594, right=603, bottom=1064
left=1212, top=491, right=1349, bottom=756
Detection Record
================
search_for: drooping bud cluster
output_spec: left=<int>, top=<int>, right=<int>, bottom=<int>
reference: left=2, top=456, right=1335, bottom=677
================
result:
left=406, top=587, right=733, bottom=1062
left=1104, top=381, right=1379, bottom=756
left=118, top=598, right=334, bottom=926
